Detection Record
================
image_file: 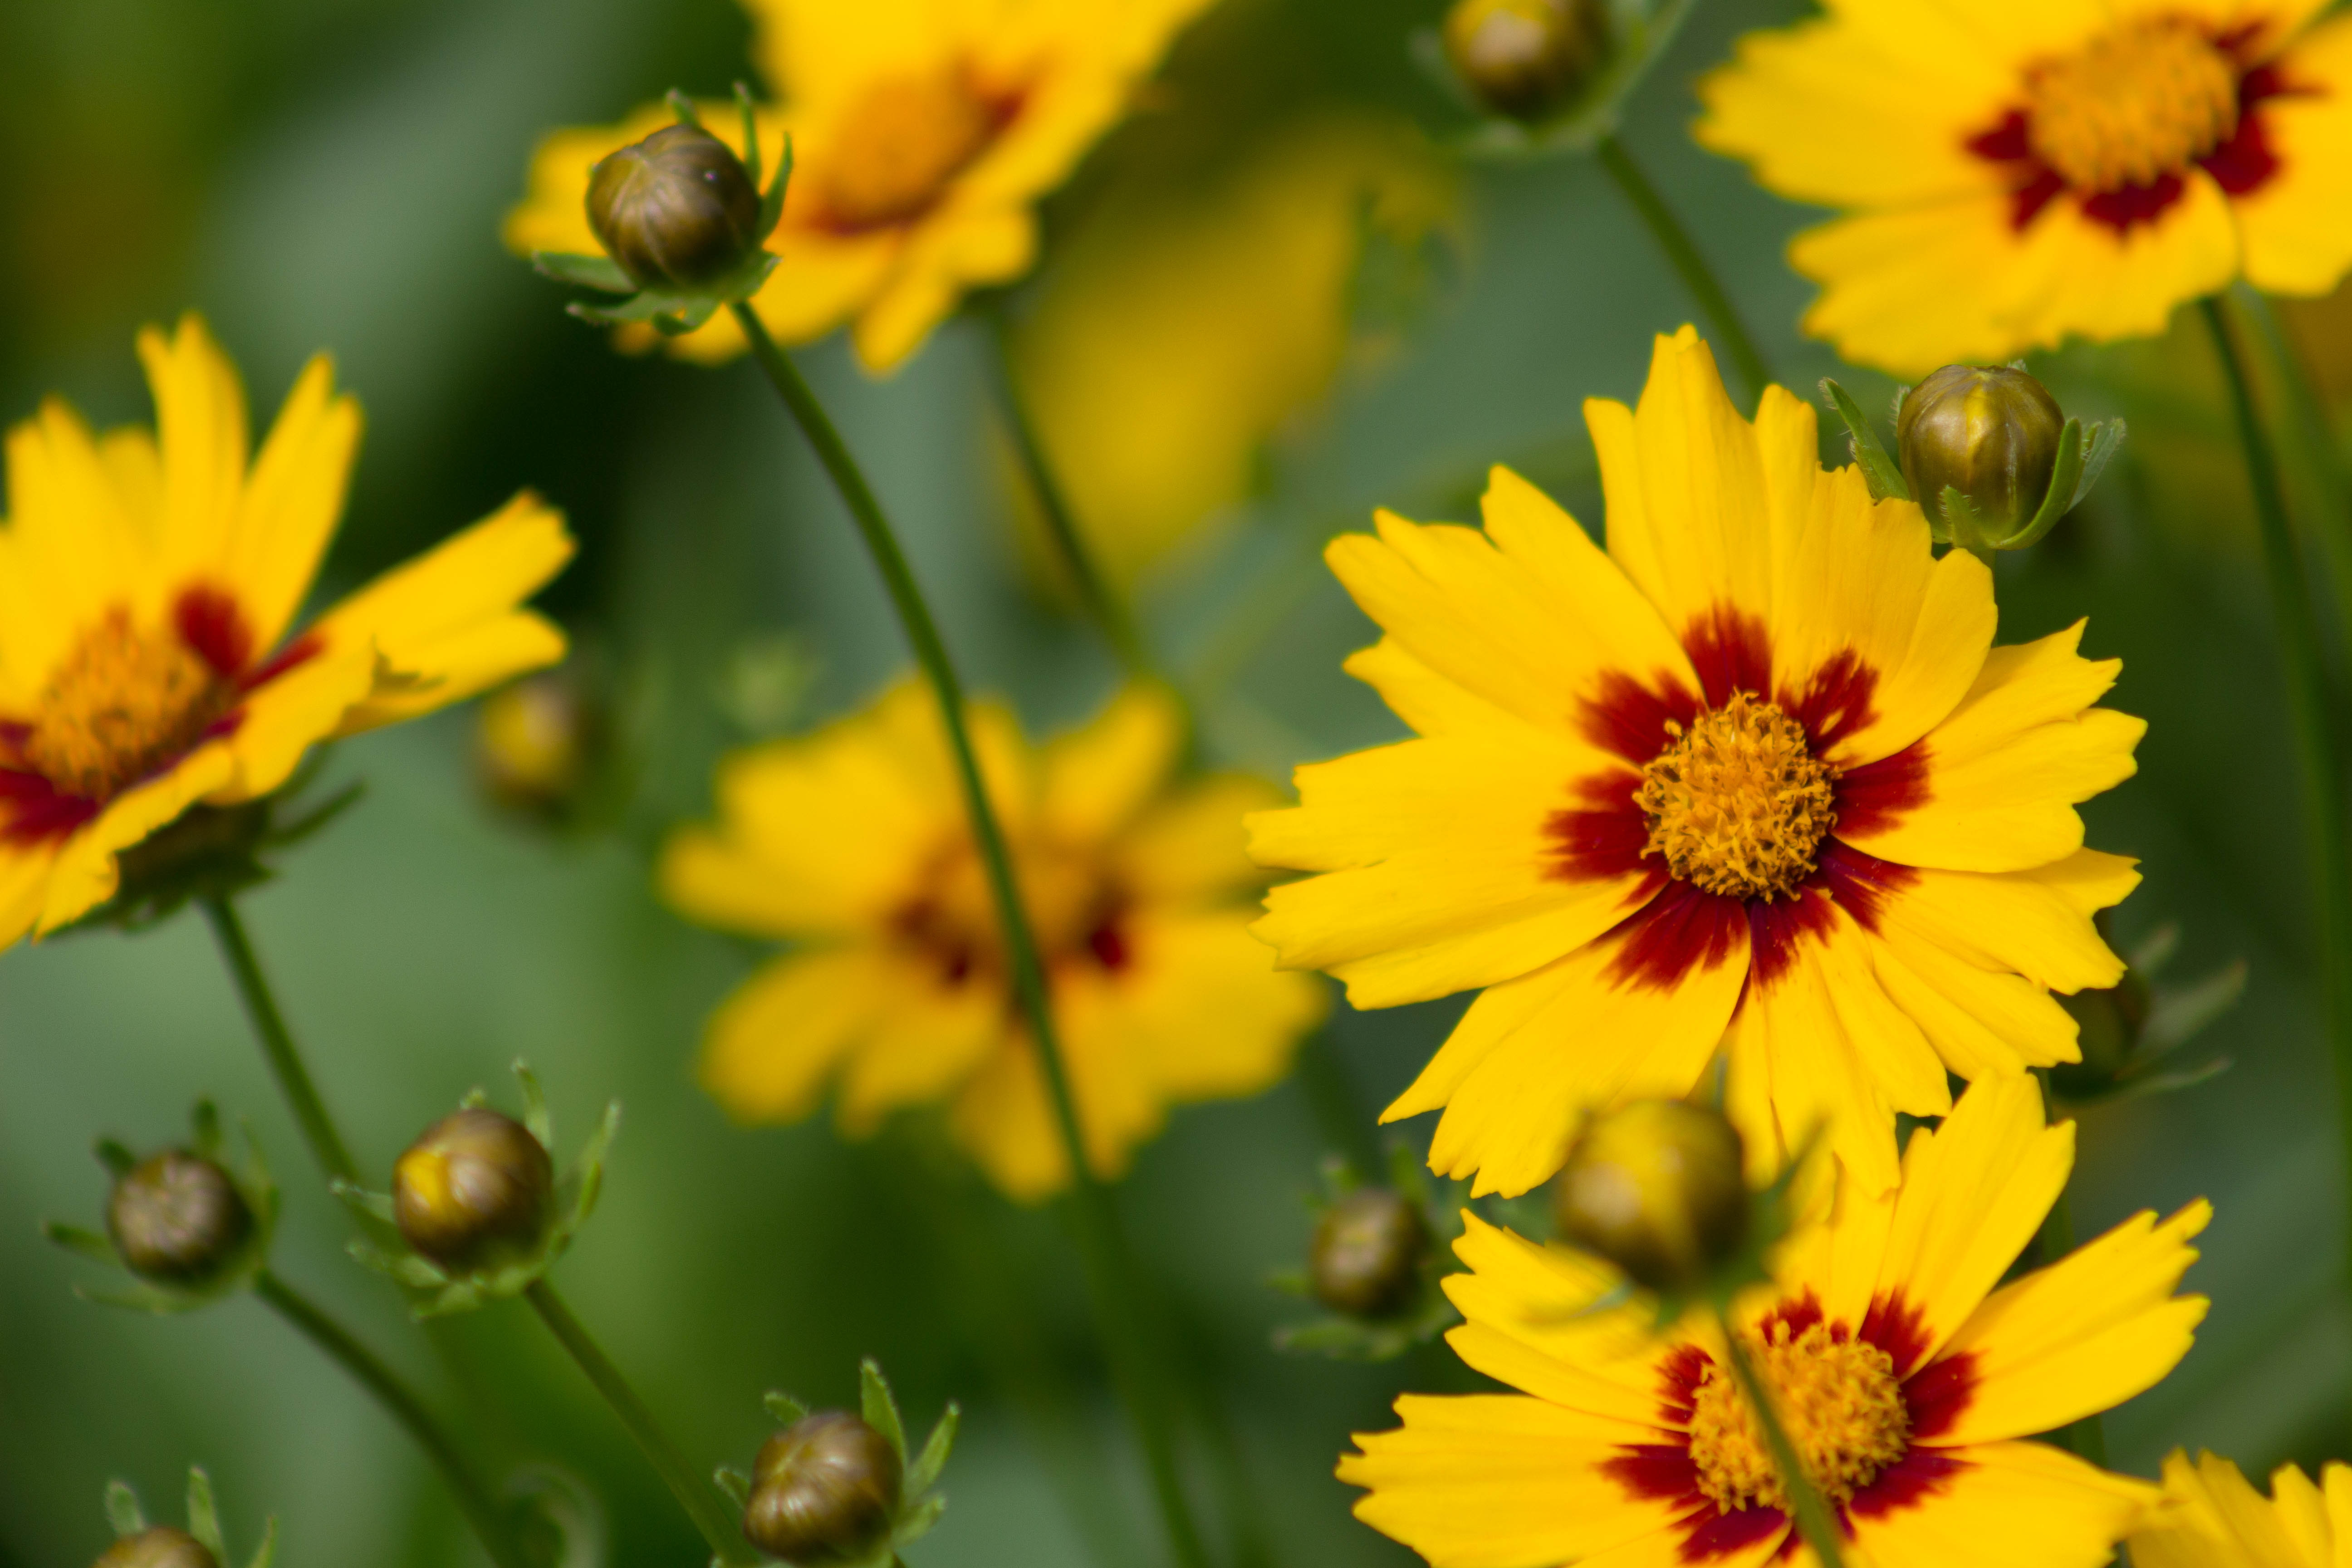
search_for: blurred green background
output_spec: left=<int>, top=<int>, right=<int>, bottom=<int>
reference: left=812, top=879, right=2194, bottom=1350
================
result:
left=4, top=0, right=2351, bottom=1564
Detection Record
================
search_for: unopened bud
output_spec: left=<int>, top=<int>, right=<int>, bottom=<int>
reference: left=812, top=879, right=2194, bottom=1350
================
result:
left=1310, top=1186, right=1430, bottom=1319
left=1553, top=1100, right=1748, bottom=1293
left=108, top=1151, right=253, bottom=1286
left=587, top=122, right=763, bottom=291
left=393, top=1108, right=553, bottom=1273
left=1442, top=0, right=1606, bottom=123
left=744, top=1411, right=902, bottom=1565
left=93, top=1528, right=218, bottom=1568
left=477, top=673, right=591, bottom=816
left=1896, top=365, right=2067, bottom=540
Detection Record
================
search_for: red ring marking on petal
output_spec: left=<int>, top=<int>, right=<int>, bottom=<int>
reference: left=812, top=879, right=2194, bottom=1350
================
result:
left=1899, top=1352, right=1979, bottom=1443
left=239, top=630, right=323, bottom=694
left=174, top=585, right=253, bottom=679
left=1833, top=741, right=1931, bottom=840
left=1579, top=668, right=1703, bottom=765
left=0, top=769, right=101, bottom=845
left=1684, top=605, right=1774, bottom=711
left=1542, top=769, right=1655, bottom=885
left=1781, top=648, right=1882, bottom=758
left=1813, top=840, right=1917, bottom=935
left=1605, top=879, right=1752, bottom=992
left=1860, top=1289, right=1936, bottom=1377
left=1843, top=1448, right=1970, bottom=1522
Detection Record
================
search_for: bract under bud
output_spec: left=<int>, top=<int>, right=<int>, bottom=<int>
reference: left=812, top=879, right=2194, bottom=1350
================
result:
left=393, top=1108, right=554, bottom=1274
left=1442, top=0, right=1606, bottom=122
left=108, top=1150, right=253, bottom=1286
left=1553, top=1100, right=1749, bottom=1294
left=587, top=122, right=763, bottom=291
left=93, top=1527, right=218, bottom=1568
left=1896, top=364, right=2066, bottom=540
left=1310, top=1186, right=1430, bottom=1319
left=744, top=1411, right=902, bottom=1565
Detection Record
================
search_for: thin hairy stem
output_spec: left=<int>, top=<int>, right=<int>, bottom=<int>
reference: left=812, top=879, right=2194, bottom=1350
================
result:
left=1715, top=1312, right=1848, bottom=1568
left=1595, top=137, right=1773, bottom=407
left=730, top=304, right=1210, bottom=1568
left=202, top=895, right=360, bottom=1188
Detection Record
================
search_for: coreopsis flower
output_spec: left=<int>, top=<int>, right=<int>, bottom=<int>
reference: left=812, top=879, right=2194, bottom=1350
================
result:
left=0, top=316, right=571, bottom=946
left=504, top=0, right=1219, bottom=373
left=2132, top=1450, right=2352, bottom=1568
left=1248, top=328, right=2144, bottom=1195
left=1695, top=0, right=2352, bottom=372
left=662, top=680, right=1326, bottom=1199
left=1343, top=1077, right=2208, bottom=1568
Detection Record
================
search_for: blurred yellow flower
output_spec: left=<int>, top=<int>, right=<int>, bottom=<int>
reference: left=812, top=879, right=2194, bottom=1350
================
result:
left=0, top=315, right=572, bottom=946
left=1005, top=115, right=1453, bottom=590
left=661, top=678, right=1325, bottom=1199
left=505, top=0, right=1219, bottom=373
left=1247, top=328, right=2144, bottom=1198
left=1343, top=1077, right=2205, bottom=1568
left=2133, top=1450, right=2352, bottom=1568
left=1696, top=0, right=2352, bottom=372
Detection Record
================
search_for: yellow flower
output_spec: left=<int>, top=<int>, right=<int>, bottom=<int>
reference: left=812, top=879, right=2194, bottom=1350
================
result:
left=1695, top=0, right=2352, bottom=372
left=660, top=679, right=1326, bottom=1200
left=0, top=315, right=572, bottom=945
left=504, top=0, right=1219, bottom=374
left=2132, top=1450, right=2352, bottom=1568
left=1005, top=114, right=1453, bottom=589
left=1246, top=328, right=2144, bottom=1196
left=1342, top=1076, right=2206, bottom=1568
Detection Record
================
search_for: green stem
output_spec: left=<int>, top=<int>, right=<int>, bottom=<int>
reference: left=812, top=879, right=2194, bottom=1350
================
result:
left=255, top=1271, right=530, bottom=1568
left=1715, top=1312, right=1847, bottom=1568
left=980, top=301, right=1154, bottom=679
left=525, top=1280, right=755, bottom=1566
left=1595, top=136, right=1773, bottom=407
left=1297, top=1028, right=1383, bottom=1178
left=2242, top=288, right=2352, bottom=659
left=2201, top=297, right=2352, bottom=1310
left=201, top=894, right=359, bottom=1189
left=730, top=304, right=1210, bottom=1568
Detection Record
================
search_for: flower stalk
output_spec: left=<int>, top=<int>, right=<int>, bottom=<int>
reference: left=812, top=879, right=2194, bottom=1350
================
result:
left=1593, top=136, right=1771, bottom=406
left=201, top=895, right=360, bottom=1191
left=729, top=301, right=1211, bottom=1568
left=1713, top=1312, right=1848, bottom=1568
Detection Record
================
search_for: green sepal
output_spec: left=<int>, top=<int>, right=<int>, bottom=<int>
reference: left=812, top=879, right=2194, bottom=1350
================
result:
left=245, top=1516, right=280, bottom=1568
left=665, top=89, right=701, bottom=127
left=905, top=1402, right=960, bottom=1498
left=760, top=137, right=795, bottom=241
left=568, top=289, right=695, bottom=326
left=1819, top=378, right=1911, bottom=507
left=735, top=80, right=762, bottom=191
left=44, top=1222, right=118, bottom=1263
left=516, top=1058, right=554, bottom=1151
left=1939, top=487, right=1996, bottom=565
left=187, top=1467, right=227, bottom=1559
left=191, top=1100, right=224, bottom=1159
left=860, top=1358, right=908, bottom=1463
left=764, top=1390, right=811, bottom=1425
left=105, top=1481, right=145, bottom=1537
left=651, top=298, right=721, bottom=336
left=2073, top=417, right=2127, bottom=507
left=713, top=1465, right=751, bottom=1508
left=1999, top=416, right=2087, bottom=550
left=96, top=1139, right=137, bottom=1178
left=75, top=1280, right=207, bottom=1314
left=532, top=252, right=635, bottom=294
left=891, top=1492, right=949, bottom=1549
left=332, top=1180, right=398, bottom=1226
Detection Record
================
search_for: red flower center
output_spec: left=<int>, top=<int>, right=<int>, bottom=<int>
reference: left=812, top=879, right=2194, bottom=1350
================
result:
left=21, top=607, right=234, bottom=802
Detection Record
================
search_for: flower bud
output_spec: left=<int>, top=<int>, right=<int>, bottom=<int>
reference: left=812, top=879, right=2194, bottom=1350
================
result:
left=1553, top=1100, right=1749, bottom=1294
left=1442, top=0, right=1607, bottom=123
left=1310, top=1186, right=1430, bottom=1319
left=107, top=1150, right=253, bottom=1286
left=1896, top=365, right=2067, bottom=540
left=477, top=673, right=591, bottom=816
left=744, top=1411, right=902, bottom=1565
left=393, top=1108, right=553, bottom=1274
left=587, top=122, right=763, bottom=291
left=93, top=1527, right=218, bottom=1568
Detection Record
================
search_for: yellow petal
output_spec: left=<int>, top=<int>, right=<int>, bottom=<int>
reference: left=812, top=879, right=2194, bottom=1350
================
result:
left=1117, top=772, right=1279, bottom=903
left=2131, top=1450, right=2324, bottom=1568
left=1877, top=852, right=2136, bottom=995
left=699, top=947, right=897, bottom=1123
left=1038, top=679, right=1181, bottom=845
left=2236, top=17, right=2352, bottom=297
left=216, top=646, right=379, bottom=802
left=1844, top=1440, right=2156, bottom=1568
left=1110, top=907, right=1324, bottom=1102
left=836, top=975, right=1005, bottom=1134
left=34, top=744, right=237, bottom=935
left=226, top=353, right=361, bottom=653
left=136, top=314, right=249, bottom=586
left=1862, top=918, right=2085, bottom=1078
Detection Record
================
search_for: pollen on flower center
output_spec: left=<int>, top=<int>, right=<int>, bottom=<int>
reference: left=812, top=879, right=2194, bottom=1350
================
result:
left=1636, top=691, right=1835, bottom=902
left=2022, top=17, right=2239, bottom=192
left=893, top=835, right=1120, bottom=982
left=820, top=67, right=1005, bottom=230
left=1687, top=1318, right=1910, bottom=1514
left=22, top=608, right=232, bottom=801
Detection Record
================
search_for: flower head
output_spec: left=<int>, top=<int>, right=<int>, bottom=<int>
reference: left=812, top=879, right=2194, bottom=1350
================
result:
left=505, top=0, right=1220, bottom=373
left=1342, top=1077, right=2207, bottom=1568
left=0, top=316, right=572, bottom=947
left=1248, top=328, right=2144, bottom=1196
left=662, top=680, right=1326, bottom=1199
left=2131, top=1449, right=2352, bottom=1568
left=1696, top=0, right=2352, bottom=372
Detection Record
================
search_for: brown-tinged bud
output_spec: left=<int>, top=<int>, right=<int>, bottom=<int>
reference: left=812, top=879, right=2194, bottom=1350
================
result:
left=1896, top=365, right=2067, bottom=539
left=1310, top=1186, right=1431, bottom=1319
left=1553, top=1100, right=1749, bottom=1293
left=744, top=1411, right=902, bottom=1565
left=1442, top=0, right=1607, bottom=122
left=587, top=122, right=763, bottom=290
left=93, top=1527, right=218, bottom=1568
left=107, top=1151, right=253, bottom=1286
left=476, top=673, right=591, bottom=815
left=393, top=1108, right=553, bottom=1273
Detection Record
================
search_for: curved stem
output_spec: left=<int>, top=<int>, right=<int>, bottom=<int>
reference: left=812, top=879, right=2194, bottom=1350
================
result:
left=730, top=303, right=1210, bottom=1568
left=203, top=895, right=360, bottom=1189
left=1714, top=1310, right=1847, bottom=1568
left=2201, top=297, right=2352, bottom=1309
left=1595, top=137, right=1773, bottom=407
left=255, top=1271, right=530, bottom=1568
left=525, top=1280, right=755, bottom=1566
left=2243, top=289, right=2352, bottom=657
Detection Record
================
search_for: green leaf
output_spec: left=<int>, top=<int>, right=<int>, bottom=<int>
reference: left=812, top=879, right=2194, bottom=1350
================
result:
left=665, top=89, right=701, bottom=127
left=713, top=1466, right=751, bottom=1508
left=531, top=251, right=635, bottom=294
left=2130, top=921, right=2181, bottom=979
left=186, top=1468, right=226, bottom=1558
left=906, top=1402, right=959, bottom=1497
left=515, top=1059, right=553, bottom=1151
left=105, top=1481, right=145, bottom=1538
left=1999, top=416, right=2085, bottom=549
left=764, top=1390, right=810, bottom=1425
left=2109, top=1056, right=2233, bottom=1103
left=1818, top=379, right=1910, bottom=504
left=861, top=1360, right=908, bottom=1463
left=43, top=1222, right=119, bottom=1263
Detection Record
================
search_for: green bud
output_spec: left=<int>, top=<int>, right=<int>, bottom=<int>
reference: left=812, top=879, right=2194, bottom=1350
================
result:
left=1309, top=1186, right=1431, bottom=1320
left=1896, top=365, right=2067, bottom=540
left=93, top=1527, right=218, bottom=1568
left=393, top=1108, right=553, bottom=1274
left=476, top=672, right=593, bottom=817
left=107, top=1150, right=253, bottom=1286
left=1553, top=1100, right=1749, bottom=1294
left=744, top=1411, right=902, bottom=1565
left=587, top=122, right=763, bottom=291
left=1442, top=0, right=1607, bottom=123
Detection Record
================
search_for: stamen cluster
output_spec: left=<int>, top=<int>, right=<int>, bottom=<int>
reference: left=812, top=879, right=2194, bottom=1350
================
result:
left=27, top=610, right=230, bottom=801
left=1636, top=691, right=1836, bottom=902
left=2023, top=18, right=2239, bottom=191
left=1687, top=1318, right=1909, bottom=1513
